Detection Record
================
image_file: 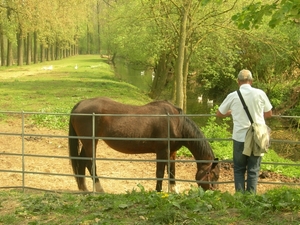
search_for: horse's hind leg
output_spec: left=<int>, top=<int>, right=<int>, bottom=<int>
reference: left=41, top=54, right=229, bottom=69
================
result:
left=155, top=151, right=169, bottom=192
left=86, top=158, right=104, bottom=193
left=84, top=139, right=104, bottom=193
left=155, top=160, right=165, bottom=192
left=77, top=147, right=88, bottom=191
left=168, top=152, right=179, bottom=193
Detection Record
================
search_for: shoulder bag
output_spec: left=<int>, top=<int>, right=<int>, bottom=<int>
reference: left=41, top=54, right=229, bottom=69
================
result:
left=237, top=90, right=271, bottom=155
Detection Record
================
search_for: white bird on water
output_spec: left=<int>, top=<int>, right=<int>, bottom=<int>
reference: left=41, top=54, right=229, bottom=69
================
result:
left=197, top=95, right=203, bottom=103
left=207, top=99, right=213, bottom=107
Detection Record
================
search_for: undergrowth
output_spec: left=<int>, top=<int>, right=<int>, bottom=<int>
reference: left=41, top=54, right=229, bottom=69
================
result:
left=1, top=186, right=299, bottom=224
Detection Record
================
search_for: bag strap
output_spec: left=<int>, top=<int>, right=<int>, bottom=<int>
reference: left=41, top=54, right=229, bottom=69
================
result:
left=237, top=90, right=254, bottom=124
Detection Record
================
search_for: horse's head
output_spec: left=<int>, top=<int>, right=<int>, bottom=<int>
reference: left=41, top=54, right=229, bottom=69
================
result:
left=195, top=158, right=220, bottom=191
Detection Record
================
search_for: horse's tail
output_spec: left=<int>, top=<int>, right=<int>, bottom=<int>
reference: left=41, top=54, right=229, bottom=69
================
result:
left=68, top=113, right=80, bottom=187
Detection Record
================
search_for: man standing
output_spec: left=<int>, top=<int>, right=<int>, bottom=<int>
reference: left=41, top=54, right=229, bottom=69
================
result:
left=216, top=69, right=272, bottom=193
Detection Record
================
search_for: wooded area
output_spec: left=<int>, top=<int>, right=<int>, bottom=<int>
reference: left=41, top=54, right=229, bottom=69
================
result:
left=0, top=0, right=299, bottom=118
left=0, top=0, right=101, bottom=66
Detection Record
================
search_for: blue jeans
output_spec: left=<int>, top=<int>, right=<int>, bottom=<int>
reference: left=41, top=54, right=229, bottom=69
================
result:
left=233, top=140, right=262, bottom=193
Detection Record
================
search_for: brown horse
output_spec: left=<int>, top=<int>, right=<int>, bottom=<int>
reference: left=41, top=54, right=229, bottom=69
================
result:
left=68, top=97, right=219, bottom=193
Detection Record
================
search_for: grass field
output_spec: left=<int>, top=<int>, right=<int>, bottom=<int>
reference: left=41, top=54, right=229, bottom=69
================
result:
left=0, top=55, right=299, bottom=225
left=0, top=55, right=151, bottom=113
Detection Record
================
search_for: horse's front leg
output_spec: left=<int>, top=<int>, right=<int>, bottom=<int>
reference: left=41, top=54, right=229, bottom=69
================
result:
left=168, top=151, right=179, bottom=193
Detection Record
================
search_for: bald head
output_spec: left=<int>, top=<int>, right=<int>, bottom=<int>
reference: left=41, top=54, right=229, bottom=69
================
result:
left=238, top=69, right=253, bottom=81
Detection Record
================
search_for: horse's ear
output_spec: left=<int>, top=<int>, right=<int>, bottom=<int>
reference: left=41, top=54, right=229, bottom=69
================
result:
left=212, top=158, right=219, bottom=169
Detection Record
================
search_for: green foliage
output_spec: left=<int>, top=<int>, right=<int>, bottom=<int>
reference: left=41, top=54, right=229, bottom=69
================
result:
left=201, top=106, right=233, bottom=160
left=262, top=150, right=300, bottom=178
left=1, top=186, right=300, bottom=224
left=256, top=78, right=293, bottom=109
left=201, top=106, right=231, bottom=139
left=31, top=107, right=70, bottom=130
left=232, top=1, right=300, bottom=29
left=232, top=2, right=275, bottom=30
left=17, top=193, right=81, bottom=215
left=176, top=146, right=190, bottom=158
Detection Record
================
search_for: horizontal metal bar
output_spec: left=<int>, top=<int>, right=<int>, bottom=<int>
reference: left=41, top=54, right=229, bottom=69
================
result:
left=0, top=110, right=299, bottom=119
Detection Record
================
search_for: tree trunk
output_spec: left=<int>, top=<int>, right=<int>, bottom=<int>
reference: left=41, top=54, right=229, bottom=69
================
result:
left=7, top=39, right=13, bottom=66
left=97, top=0, right=101, bottom=54
left=6, top=7, right=13, bottom=66
left=0, top=24, right=5, bottom=66
left=73, top=44, right=76, bottom=55
left=46, top=45, right=51, bottom=61
left=149, top=52, right=173, bottom=99
left=175, top=5, right=189, bottom=109
left=26, top=33, right=32, bottom=65
left=24, top=37, right=27, bottom=63
left=87, top=25, right=90, bottom=54
left=51, top=44, right=55, bottom=60
left=40, top=44, right=45, bottom=62
left=17, top=29, right=24, bottom=66
left=170, top=75, right=176, bottom=103
left=55, top=42, right=60, bottom=60
left=33, top=31, right=38, bottom=63
left=182, top=49, right=189, bottom=113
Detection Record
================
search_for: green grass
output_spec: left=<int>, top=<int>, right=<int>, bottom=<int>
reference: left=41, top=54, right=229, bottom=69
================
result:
left=0, top=56, right=150, bottom=113
left=0, top=55, right=299, bottom=224
left=1, top=187, right=300, bottom=225
left=0, top=55, right=151, bottom=130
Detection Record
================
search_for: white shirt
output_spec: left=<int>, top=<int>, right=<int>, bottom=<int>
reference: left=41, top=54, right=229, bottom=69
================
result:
left=218, top=84, right=272, bottom=142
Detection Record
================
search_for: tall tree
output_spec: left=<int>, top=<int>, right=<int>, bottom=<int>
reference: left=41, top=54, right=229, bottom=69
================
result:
left=144, top=0, right=238, bottom=110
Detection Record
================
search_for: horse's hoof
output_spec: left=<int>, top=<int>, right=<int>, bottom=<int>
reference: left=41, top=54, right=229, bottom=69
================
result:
left=96, top=187, right=105, bottom=193
left=95, top=182, right=105, bottom=193
left=169, top=184, right=179, bottom=194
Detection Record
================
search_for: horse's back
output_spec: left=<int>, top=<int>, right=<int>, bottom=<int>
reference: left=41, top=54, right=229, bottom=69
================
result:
left=71, top=97, right=120, bottom=114
left=71, top=97, right=181, bottom=115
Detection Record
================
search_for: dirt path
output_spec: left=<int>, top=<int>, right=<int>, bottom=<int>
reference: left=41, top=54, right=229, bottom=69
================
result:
left=0, top=119, right=298, bottom=194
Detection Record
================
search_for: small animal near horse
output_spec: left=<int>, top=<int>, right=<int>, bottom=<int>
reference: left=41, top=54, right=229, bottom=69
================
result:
left=68, top=97, right=220, bottom=193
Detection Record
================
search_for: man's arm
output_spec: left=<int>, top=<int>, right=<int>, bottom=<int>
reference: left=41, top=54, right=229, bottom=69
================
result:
left=264, top=110, right=272, bottom=119
left=216, top=109, right=231, bottom=118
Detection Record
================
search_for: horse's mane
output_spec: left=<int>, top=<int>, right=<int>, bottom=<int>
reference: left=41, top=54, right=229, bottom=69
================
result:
left=182, top=117, right=215, bottom=159
left=147, top=101, right=214, bottom=158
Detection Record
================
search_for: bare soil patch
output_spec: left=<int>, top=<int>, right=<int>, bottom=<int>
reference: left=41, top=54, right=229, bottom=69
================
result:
left=0, top=119, right=298, bottom=194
